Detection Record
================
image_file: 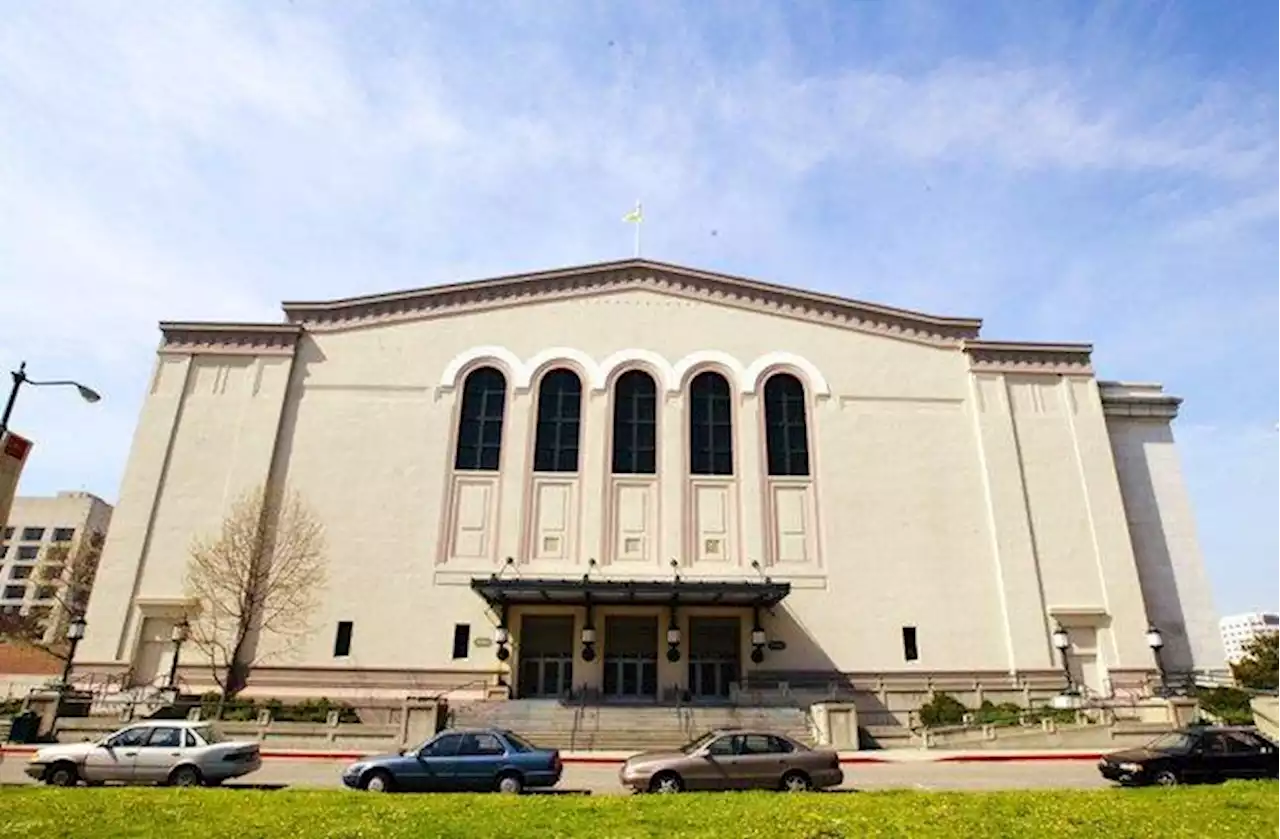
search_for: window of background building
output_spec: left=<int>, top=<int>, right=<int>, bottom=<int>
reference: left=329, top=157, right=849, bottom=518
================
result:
left=20, top=528, right=44, bottom=542
left=2, top=526, right=13, bottom=539
left=333, top=621, right=353, bottom=657
left=0, top=545, right=7, bottom=559
left=902, top=626, right=919, bottom=662
left=9, top=566, right=32, bottom=580
left=52, top=528, right=75, bottom=542
left=689, top=371, right=734, bottom=476
left=2, top=585, right=26, bottom=601
left=35, top=586, right=57, bottom=601
left=532, top=369, right=582, bottom=473
left=763, top=373, right=811, bottom=477
left=454, top=367, right=507, bottom=472
left=16, top=546, right=38, bottom=561
left=612, top=370, right=658, bottom=475
left=452, top=624, right=471, bottom=660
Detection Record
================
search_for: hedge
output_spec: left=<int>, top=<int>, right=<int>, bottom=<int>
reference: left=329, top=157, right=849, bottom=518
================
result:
left=1, top=783, right=1275, bottom=839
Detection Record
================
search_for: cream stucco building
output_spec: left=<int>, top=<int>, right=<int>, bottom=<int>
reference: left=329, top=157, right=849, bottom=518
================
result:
left=76, top=260, right=1223, bottom=704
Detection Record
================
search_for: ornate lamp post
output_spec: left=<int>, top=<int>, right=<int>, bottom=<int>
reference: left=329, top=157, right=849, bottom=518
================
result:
left=167, top=618, right=191, bottom=690
left=1146, top=624, right=1168, bottom=697
left=1051, top=624, right=1074, bottom=693
left=59, top=614, right=87, bottom=689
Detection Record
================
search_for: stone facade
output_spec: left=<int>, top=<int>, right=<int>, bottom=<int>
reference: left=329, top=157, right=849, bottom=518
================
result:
left=75, top=260, right=1222, bottom=700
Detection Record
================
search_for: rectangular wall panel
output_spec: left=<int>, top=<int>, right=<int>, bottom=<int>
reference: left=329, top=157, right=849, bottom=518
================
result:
left=448, top=477, right=497, bottom=561
left=770, top=482, right=814, bottom=564
left=531, top=480, right=574, bottom=561
left=691, top=482, right=734, bottom=565
left=612, top=480, right=656, bottom=563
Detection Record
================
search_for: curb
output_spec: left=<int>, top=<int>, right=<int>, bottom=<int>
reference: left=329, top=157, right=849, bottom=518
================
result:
left=1, top=745, right=1106, bottom=765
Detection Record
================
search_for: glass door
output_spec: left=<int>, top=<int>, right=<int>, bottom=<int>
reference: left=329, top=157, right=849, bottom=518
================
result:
left=519, top=655, right=574, bottom=697
left=603, top=616, right=658, bottom=700
left=688, top=616, right=740, bottom=700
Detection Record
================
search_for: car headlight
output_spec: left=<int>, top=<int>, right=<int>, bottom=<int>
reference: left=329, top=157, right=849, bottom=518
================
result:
left=346, top=763, right=369, bottom=776
left=1118, top=762, right=1143, bottom=774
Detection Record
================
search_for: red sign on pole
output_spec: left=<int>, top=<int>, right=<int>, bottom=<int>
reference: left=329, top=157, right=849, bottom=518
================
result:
left=3, top=433, right=32, bottom=462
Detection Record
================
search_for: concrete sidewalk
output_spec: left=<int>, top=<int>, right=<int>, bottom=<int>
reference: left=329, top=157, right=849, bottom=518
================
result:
left=1, top=744, right=1110, bottom=765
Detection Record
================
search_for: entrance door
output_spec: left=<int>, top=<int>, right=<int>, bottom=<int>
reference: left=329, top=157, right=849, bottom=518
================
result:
left=603, top=616, right=658, bottom=700
left=517, top=616, right=574, bottom=698
left=688, top=617, right=740, bottom=700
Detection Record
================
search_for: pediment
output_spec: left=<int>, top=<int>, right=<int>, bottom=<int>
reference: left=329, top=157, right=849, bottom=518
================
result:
left=279, top=259, right=983, bottom=346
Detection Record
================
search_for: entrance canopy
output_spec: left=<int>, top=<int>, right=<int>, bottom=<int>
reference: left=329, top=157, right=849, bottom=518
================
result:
left=469, top=576, right=790, bottom=608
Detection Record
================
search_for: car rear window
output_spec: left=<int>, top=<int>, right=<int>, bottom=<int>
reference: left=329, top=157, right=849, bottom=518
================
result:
left=503, top=732, right=537, bottom=753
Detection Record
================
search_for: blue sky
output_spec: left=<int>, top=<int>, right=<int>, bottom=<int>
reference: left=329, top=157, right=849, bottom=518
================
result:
left=1, top=2, right=1275, bottom=616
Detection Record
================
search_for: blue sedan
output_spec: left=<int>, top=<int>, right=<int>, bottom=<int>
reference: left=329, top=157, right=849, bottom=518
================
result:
left=342, top=728, right=563, bottom=793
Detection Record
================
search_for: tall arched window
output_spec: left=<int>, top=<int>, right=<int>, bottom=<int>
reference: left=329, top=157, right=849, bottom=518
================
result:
left=763, top=373, right=810, bottom=477
left=612, top=370, right=657, bottom=474
left=454, top=366, right=507, bottom=471
left=689, top=371, right=733, bottom=476
left=533, top=369, right=582, bottom=473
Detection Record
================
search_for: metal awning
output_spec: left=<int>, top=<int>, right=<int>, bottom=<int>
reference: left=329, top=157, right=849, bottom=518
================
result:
left=469, top=576, right=791, bottom=608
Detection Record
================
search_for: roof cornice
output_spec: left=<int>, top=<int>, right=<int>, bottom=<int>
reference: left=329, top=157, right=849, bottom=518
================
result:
left=963, top=340, right=1094, bottom=376
left=280, top=259, right=984, bottom=345
left=1097, top=381, right=1182, bottom=419
left=158, top=322, right=302, bottom=357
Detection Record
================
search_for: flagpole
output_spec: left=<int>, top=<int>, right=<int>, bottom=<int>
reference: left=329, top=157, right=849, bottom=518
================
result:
left=634, top=201, right=642, bottom=257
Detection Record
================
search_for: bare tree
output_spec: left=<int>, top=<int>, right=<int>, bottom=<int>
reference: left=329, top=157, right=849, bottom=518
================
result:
left=185, top=484, right=327, bottom=704
left=0, top=533, right=103, bottom=659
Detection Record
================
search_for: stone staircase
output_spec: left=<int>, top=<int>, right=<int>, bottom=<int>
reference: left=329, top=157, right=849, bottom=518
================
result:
left=448, top=700, right=815, bottom=752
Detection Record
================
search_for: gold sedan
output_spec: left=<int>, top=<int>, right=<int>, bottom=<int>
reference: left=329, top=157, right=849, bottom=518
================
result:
left=618, top=729, right=843, bottom=793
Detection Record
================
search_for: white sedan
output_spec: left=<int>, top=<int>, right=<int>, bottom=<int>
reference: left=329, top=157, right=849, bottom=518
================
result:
left=25, top=719, right=262, bottom=787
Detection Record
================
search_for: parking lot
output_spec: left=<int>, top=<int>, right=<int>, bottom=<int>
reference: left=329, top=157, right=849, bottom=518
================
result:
left=0, top=752, right=1110, bottom=794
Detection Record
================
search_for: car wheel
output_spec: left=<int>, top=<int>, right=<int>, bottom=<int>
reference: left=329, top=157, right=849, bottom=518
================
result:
left=363, top=770, right=394, bottom=793
left=45, top=763, right=79, bottom=787
left=496, top=772, right=524, bottom=795
left=168, top=766, right=203, bottom=788
left=780, top=771, right=812, bottom=792
left=649, top=772, right=684, bottom=794
left=1153, top=770, right=1179, bottom=787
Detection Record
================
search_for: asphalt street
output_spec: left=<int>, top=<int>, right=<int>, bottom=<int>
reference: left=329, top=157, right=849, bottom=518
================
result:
left=0, top=754, right=1111, bottom=794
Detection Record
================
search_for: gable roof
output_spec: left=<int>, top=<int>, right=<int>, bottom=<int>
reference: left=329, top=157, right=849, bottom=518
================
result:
left=279, top=258, right=984, bottom=344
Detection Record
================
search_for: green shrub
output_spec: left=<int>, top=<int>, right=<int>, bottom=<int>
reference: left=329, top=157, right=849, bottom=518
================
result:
left=1195, top=686, right=1256, bottom=725
left=917, top=692, right=967, bottom=727
left=0, top=784, right=1274, bottom=838
left=192, top=693, right=361, bottom=724
left=972, top=700, right=1024, bottom=726
left=0, top=697, right=24, bottom=716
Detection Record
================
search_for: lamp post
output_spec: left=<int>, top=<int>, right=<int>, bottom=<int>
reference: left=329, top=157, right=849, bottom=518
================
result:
left=0, top=361, right=101, bottom=441
left=167, top=618, right=191, bottom=691
left=1146, top=624, right=1168, bottom=697
left=59, top=614, right=87, bottom=689
left=1051, top=624, right=1074, bottom=693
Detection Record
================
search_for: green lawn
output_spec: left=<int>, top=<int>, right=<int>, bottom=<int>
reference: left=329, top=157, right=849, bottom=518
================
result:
left=1, top=783, right=1275, bottom=839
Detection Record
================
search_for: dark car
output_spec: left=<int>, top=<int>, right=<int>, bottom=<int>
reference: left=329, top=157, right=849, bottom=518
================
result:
left=1098, top=726, right=1278, bottom=787
left=341, top=728, right=562, bottom=793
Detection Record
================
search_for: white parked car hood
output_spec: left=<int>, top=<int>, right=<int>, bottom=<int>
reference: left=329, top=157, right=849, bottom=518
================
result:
left=32, top=741, right=98, bottom=761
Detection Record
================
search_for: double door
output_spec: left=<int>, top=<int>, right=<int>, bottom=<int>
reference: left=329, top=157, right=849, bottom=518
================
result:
left=688, top=617, right=740, bottom=700
left=603, top=616, right=658, bottom=700
left=518, top=616, right=575, bottom=698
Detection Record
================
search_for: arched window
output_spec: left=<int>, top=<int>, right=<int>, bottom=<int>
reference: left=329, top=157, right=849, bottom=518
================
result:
left=533, top=369, right=582, bottom=473
left=454, top=366, right=507, bottom=471
left=612, top=370, right=657, bottom=475
left=689, top=371, right=733, bottom=476
left=763, top=373, right=810, bottom=477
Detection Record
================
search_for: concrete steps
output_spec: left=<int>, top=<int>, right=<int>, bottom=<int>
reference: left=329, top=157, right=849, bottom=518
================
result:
left=448, top=700, right=814, bottom=752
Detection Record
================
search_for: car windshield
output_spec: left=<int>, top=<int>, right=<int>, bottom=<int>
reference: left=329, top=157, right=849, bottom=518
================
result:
left=503, top=732, right=538, bottom=753
left=1146, top=732, right=1194, bottom=754
left=679, top=732, right=719, bottom=754
left=192, top=726, right=225, bottom=745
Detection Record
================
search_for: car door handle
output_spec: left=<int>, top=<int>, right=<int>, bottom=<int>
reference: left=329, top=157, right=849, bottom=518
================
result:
left=122, top=751, right=137, bottom=757
left=169, top=752, right=181, bottom=757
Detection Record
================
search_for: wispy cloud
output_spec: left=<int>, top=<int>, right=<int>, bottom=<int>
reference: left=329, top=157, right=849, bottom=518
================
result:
left=0, top=1, right=1274, bottom=612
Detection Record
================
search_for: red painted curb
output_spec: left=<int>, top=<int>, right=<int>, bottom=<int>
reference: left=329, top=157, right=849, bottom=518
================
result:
left=934, top=753, right=1104, bottom=763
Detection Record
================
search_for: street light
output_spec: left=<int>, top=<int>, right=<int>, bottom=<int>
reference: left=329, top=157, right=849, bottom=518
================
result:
left=1051, top=624, right=1075, bottom=693
left=167, top=618, right=191, bottom=691
left=59, top=614, right=87, bottom=689
left=1146, top=624, right=1168, bottom=697
left=0, top=361, right=102, bottom=440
